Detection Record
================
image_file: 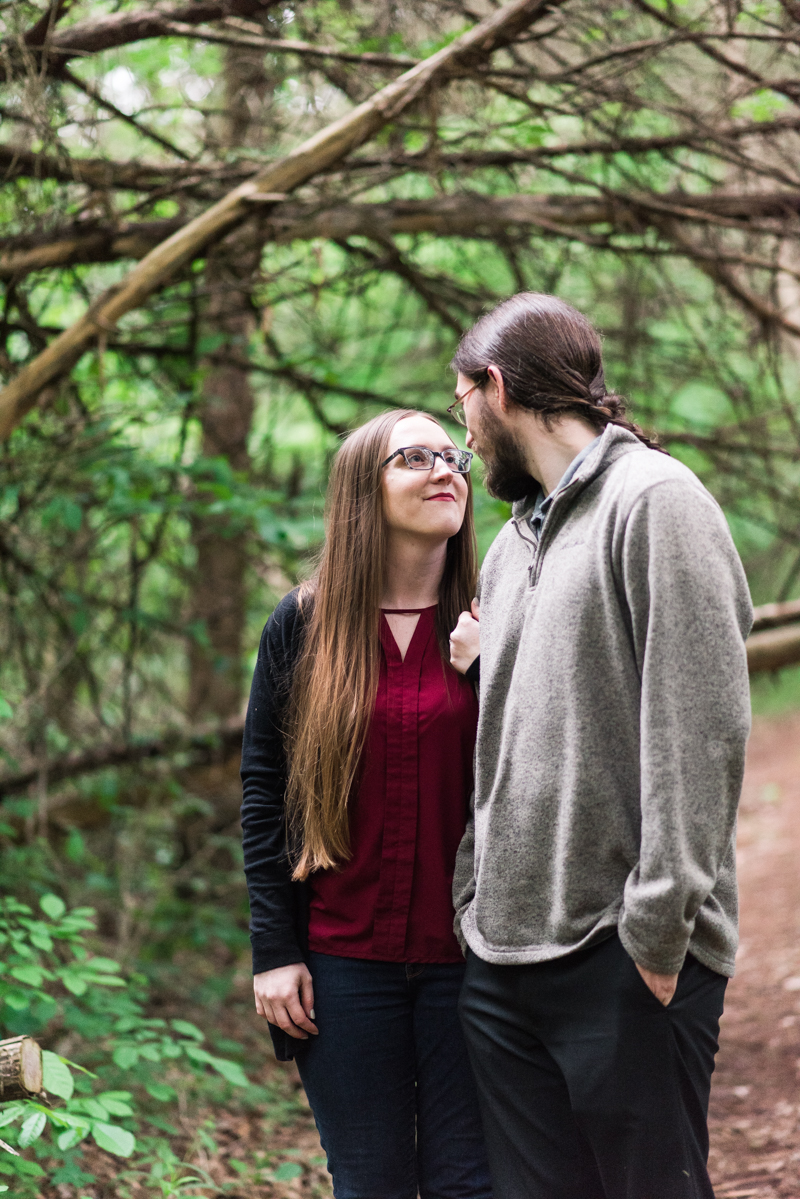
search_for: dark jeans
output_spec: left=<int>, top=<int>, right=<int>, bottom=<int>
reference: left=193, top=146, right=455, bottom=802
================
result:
left=459, top=934, right=727, bottom=1199
left=296, top=951, right=492, bottom=1199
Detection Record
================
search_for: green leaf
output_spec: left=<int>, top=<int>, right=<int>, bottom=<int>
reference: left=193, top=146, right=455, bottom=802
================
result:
left=84, top=957, right=120, bottom=974
left=0, top=1104, right=25, bottom=1129
left=96, top=1093, right=134, bottom=1118
left=182, top=1044, right=213, bottom=1065
left=0, top=695, right=12, bottom=721
left=208, top=1057, right=248, bottom=1087
left=2, top=990, right=29, bottom=1011
left=73, top=1098, right=109, bottom=1120
left=273, top=1162, right=303, bottom=1181
left=61, top=974, right=88, bottom=996
left=18, top=1110, right=47, bottom=1147
left=171, top=1019, right=204, bottom=1041
left=91, top=1122, right=135, bottom=1157
left=42, top=1052, right=74, bottom=1101
left=57, top=1127, right=85, bottom=1150
left=9, top=964, right=45, bottom=986
left=28, top=928, right=53, bottom=952
left=111, top=1045, right=139, bottom=1069
left=39, top=894, right=66, bottom=920
left=145, top=1083, right=176, bottom=1102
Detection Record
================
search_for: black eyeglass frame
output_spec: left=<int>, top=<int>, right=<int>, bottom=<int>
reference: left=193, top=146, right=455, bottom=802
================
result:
left=380, top=445, right=473, bottom=474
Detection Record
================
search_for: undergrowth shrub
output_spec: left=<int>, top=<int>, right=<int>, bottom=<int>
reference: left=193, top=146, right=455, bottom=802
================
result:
left=0, top=893, right=250, bottom=1196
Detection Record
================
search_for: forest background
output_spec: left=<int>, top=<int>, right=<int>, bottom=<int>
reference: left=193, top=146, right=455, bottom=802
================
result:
left=0, top=0, right=799, bottom=1195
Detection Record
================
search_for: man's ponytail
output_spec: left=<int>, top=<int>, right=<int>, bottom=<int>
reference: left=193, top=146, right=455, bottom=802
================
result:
left=450, top=293, right=668, bottom=455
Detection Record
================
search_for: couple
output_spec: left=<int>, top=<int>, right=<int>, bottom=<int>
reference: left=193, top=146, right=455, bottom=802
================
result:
left=241, top=293, right=752, bottom=1199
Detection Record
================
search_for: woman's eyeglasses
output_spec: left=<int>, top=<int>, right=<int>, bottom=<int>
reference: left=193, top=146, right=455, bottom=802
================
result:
left=381, top=446, right=473, bottom=474
left=446, top=382, right=481, bottom=427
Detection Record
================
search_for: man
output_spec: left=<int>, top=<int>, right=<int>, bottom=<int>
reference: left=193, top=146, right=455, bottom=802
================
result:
left=447, top=292, right=752, bottom=1199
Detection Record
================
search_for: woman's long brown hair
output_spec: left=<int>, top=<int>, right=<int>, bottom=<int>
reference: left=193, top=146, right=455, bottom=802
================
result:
left=284, top=409, right=477, bottom=881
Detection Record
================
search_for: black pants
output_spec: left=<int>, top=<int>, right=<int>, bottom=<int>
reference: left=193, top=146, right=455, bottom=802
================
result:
left=458, top=933, right=727, bottom=1199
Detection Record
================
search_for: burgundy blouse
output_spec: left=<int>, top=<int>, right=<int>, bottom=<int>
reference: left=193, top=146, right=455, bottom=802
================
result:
left=307, top=605, right=479, bottom=963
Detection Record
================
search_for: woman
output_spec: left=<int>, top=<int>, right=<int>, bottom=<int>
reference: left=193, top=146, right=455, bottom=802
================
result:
left=240, top=409, right=492, bottom=1199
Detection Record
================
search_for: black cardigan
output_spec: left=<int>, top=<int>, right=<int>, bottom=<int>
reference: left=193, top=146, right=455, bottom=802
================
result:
left=240, top=590, right=309, bottom=1061
left=240, top=590, right=480, bottom=1061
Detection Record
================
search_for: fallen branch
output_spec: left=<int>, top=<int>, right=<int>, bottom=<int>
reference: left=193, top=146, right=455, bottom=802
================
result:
left=746, top=623, right=800, bottom=674
left=0, top=723, right=245, bottom=798
left=751, top=599, right=800, bottom=632
left=0, top=0, right=565, bottom=439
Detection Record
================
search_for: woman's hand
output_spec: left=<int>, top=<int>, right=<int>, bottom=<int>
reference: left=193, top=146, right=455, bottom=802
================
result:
left=253, top=963, right=318, bottom=1039
left=450, top=599, right=480, bottom=675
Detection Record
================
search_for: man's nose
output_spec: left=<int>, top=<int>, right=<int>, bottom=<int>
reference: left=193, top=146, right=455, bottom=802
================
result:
left=465, top=430, right=475, bottom=450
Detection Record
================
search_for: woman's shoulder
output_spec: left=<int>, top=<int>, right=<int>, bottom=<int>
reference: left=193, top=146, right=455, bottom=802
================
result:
left=261, top=585, right=314, bottom=658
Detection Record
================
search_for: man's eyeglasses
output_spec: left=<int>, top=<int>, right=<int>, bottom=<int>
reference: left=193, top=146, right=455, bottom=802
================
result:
left=381, top=445, right=473, bottom=474
left=447, top=382, right=481, bottom=427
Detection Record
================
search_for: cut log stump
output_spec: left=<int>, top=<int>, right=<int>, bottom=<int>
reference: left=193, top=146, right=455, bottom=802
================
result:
left=0, top=1035, right=43, bottom=1099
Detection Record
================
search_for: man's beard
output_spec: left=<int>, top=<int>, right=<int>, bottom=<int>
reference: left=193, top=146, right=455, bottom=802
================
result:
left=473, top=399, right=536, bottom=503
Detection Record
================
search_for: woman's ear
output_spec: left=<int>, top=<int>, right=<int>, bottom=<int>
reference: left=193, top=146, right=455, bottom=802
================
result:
left=486, top=365, right=509, bottom=412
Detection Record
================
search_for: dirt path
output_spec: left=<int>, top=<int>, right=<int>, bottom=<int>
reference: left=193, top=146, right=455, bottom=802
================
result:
left=708, top=710, right=800, bottom=1198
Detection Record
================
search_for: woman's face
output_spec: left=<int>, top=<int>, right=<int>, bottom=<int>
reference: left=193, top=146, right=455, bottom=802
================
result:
left=380, top=415, right=469, bottom=542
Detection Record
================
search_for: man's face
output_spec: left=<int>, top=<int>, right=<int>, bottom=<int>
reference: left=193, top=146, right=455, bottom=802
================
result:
left=456, top=373, right=535, bottom=503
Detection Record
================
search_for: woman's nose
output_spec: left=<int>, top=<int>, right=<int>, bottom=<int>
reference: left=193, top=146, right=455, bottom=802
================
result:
left=430, top=454, right=452, bottom=480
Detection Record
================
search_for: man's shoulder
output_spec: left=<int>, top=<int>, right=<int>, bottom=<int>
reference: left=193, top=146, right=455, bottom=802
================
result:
left=602, top=446, right=713, bottom=513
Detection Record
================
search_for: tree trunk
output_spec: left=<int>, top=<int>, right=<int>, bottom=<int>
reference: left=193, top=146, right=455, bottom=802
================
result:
left=187, top=258, right=255, bottom=719
left=187, top=41, right=266, bottom=721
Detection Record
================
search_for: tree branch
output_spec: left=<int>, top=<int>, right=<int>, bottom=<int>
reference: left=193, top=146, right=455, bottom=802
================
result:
left=2, top=190, right=798, bottom=281
left=162, top=21, right=419, bottom=68
left=1, top=0, right=283, bottom=81
left=0, top=142, right=249, bottom=191
left=0, top=722, right=245, bottom=797
left=0, top=0, right=569, bottom=438
left=61, top=66, right=193, bottom=162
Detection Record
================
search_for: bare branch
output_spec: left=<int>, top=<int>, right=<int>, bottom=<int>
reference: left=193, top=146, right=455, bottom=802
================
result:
left=2, top=190, right=798, bottom=281
left=0, top=722, right=245, bottom=797
left=61, top=66, right=194, bottom=162
left=0, top=0, right=569, bottom=438
left=1, top=0, right=283, bottom=81
left=162, top=21, right=419, bottom=68
left=628, top=0, right=800, bottom=106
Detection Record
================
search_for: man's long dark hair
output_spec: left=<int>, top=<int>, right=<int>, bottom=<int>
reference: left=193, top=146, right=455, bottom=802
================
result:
left=451, top=292, right=666, bottom=453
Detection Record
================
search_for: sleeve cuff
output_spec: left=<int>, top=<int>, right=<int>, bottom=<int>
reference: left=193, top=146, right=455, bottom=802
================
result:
left=251, top=934, right=305, bottom=975
left=617, top=919, right=688, bottom=977
left=465, top=655, right=480, bottom=684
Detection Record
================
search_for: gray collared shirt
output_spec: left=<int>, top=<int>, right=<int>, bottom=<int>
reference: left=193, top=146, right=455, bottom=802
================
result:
left=529, top=436, right=602, bottom=542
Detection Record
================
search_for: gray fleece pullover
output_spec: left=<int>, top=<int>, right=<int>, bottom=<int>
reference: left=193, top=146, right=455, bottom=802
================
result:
left=454, top=425, right=752, bottom=977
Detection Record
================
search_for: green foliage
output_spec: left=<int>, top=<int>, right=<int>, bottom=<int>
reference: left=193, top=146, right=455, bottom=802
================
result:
left=0, top=894, right=251, bottom=1193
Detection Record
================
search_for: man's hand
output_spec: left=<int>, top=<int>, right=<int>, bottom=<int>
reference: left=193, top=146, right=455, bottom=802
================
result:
left=254, top=963, right=318, bottom=1039
left=636, top=963, right=679, bottom=1007
left=450, top=599, right=480, bottom=674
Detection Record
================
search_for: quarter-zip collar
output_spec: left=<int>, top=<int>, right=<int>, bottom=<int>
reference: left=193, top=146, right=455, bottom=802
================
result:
left=509, top=424, right=649, bottom=585
left=511, top=424, right=648, bottom=527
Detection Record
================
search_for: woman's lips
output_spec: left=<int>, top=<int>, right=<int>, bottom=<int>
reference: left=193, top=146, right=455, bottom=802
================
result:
left=425, top=493, right=456, bottom=501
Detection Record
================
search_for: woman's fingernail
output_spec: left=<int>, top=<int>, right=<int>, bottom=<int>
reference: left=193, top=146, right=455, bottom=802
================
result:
left=310, top=1008, right=316, bottom=1019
